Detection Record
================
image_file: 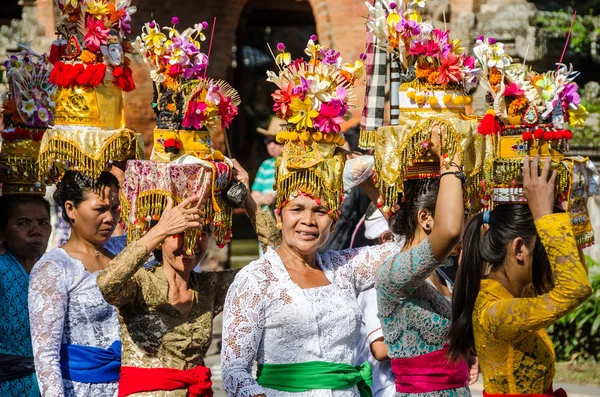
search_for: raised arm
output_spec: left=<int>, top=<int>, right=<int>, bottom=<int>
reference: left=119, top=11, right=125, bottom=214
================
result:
left=221, top=270, right=267, bottom=397
left=98, top=195, right=203, bottom=307
left=478, top=213, right=592, bottom=341
left=28, top=260, right=67, bottom=397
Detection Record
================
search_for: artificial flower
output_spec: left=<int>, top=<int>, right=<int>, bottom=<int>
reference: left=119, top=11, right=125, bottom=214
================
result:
left=84, top=0, right=109, bottom=18
left=424, top=40, right=440, bottom=57
left=320, top=48, right=340, bottom=65
left=396, top=18, right=420, bottom=36
left=35, top=107, right=51, bottom=125
left=436, top=53, right=462, bottom=86
left=560, top=83, right=581, bottom=109
left=306, top=75, right=332, bottom=108
left=182, top=101, right=208, bottom=129
left=503, top=83, right=525, bottom=97
left=272, top=81, right=295, bottom=118
left=535, top=75, right=557, bottom=101
left=288, top=97, right=318, bottom=130
left=167, top=46, right=189, bottom=65
left=84, top=15, right=109, bottom=52
left=342, top=60, right=364, bottom=81
left=143, top=24, right=167, bottom=54
left=276, top=51, right=291, bottom=67
left=508, top=97, right=528, bottom=117
left=313, top=101, right=345, bottom=133
left=568, top=104, right=588, bottom=127
left=218, top=95, right=238, bottom=129
left=21, top=99, right=36, bottom=117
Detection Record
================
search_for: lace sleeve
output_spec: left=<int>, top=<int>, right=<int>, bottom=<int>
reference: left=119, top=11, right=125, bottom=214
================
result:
left=97, top=241, right=150, bottom=308
left=326, top=242, right=402, bottom=293
left=212, top=269, right=240, bottom=315
left=28, top=259, right=67, bottom=397
left=479, top=213, right=592, bottom=342
left=221, top=269, right=267, bottom=397
left=376, top=238, right=440, bottom=299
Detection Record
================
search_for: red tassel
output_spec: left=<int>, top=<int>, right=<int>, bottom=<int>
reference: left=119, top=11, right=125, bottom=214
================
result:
left=89, top=63, right=106, bottom=87
left=563, top=130, right=573, bottom=140
left=49, top=61, right=64, bottom=85
left=533, top=128, right=545, bottom=140
left=49, top=41, right=61, bottom=64
left=477, top=113, right=501, bottom=136
left=522, top=131, right=533, bottom=141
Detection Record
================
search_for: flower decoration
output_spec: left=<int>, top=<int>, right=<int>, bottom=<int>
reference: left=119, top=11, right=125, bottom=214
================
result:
left=134, top=18, right=209, bottom=88
left=50, top=0, right=137, bottom=91
left=181, top=78, right=241, bottom=133
left=2, top=49, right=56, bottom=130
left=365, top=0, right=478, bottom=90
left=266, top=36, right=363, bottom=143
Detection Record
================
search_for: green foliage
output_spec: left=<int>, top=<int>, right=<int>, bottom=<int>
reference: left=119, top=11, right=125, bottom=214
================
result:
left=535, top=12, right=595, bottom=53
left=547, top=257, right=600, bottom=361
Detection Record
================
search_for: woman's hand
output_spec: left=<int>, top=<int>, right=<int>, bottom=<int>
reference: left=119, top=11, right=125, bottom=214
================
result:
left=523, top=156, right=556, bottom=222
left=153, top=195, right=204, bottom=239
left=468, top=355, right=480, bottom=385
left=232, top=158, right=250, bottom=192
left=430, top=123, right=446, bottom=160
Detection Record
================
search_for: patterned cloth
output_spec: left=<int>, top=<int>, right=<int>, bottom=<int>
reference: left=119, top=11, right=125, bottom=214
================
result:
left=29, top=248, right=120, bottom=397
left=375, top=239, right=469, bottom=397
left=360, top=0, right=387, bottom=140
left=0, top=252, right=39, bottom=397
left=221, top=244, right=402, bottom=397
left=251, top=158, right=276, bottom=195
left=97, top=241, right=237, bottom=397
left=474, top=213, right=592, bottom=394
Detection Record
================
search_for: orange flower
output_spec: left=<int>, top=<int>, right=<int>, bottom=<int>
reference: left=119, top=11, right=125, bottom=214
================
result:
left=163, top=76, right=179, bottom=91
left=427, top=71, right=440, bottom=85
left=80, top=50, right=98, bottom=64
left=389, top=35, right=400, bottom=49
left=488, top=67, right=502, bottom=86
left=339, top=69, right=354, bottom=84
left=508, top=97, right=528, bottom=117
left=415, top=63, right=434, bottom=79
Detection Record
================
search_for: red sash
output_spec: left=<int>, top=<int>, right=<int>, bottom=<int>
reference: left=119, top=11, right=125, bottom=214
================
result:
left=118, top=365, right=213, bottom=397
left=390, top=346, right=469, bottom=393
left=483, top=387, right=568, bottom=397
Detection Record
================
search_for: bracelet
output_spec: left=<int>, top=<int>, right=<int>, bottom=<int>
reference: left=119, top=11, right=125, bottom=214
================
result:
left=442, top=161, right=463, bottom=172
left=439, top=171, right=466, bottom=185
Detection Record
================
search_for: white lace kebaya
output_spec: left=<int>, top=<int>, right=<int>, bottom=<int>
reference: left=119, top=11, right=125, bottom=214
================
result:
left=221, top=244, right=401, bottom=397
left=28, top=248, right=120, bottom=397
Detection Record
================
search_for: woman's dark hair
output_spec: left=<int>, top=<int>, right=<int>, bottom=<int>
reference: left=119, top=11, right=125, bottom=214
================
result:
left=54, top=170, right=119, bottom=222
left=448, top=204, right=552, bottom=361
left=0, top=195, right=51, bottom=231
left=390, top=178, right=439, bottom=246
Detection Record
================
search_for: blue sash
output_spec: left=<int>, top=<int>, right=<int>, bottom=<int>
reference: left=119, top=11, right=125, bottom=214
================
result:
left=60, top=340, right=122, bottom=383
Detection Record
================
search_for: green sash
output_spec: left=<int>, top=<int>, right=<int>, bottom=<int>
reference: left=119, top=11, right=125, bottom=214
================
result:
left=256, top=361, right=372, bottom=397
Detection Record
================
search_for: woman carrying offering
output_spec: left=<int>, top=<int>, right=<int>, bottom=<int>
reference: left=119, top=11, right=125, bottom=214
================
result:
left=97, top=196, right=233, bottom=397
left=375, top=125, right=477, bottom=397
left=448, top=156, right=592, bottom=397
left=29, top=171, right=122, bottom=397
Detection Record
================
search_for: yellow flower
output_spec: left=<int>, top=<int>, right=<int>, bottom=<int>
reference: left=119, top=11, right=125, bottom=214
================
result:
left=143, top=25, right=167, bottom=54
left=568, top=104, right=588, bottom=128
left=85, top=0, right=109, bottom=18
left=289, top=97, right=318, bottom=131
left=405, top=10, right=422, bottom=22
left=276, top=52, right=291, bottom=67
left=452, top=39, right=464, bottom=55
left=387, top=13, right=400, bottom=29
left=343, top=60, right=364, bottom=80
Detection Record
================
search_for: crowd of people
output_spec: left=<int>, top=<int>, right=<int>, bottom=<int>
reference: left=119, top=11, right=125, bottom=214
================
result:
left=0, top=0, right=597, bottom=396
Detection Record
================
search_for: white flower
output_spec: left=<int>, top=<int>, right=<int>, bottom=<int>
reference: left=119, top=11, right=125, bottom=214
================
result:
left=36, top=107, right=50, bottom=123
left=306, top=75, right=332, bottom=108
left=21, top=99, right=36, bottom=117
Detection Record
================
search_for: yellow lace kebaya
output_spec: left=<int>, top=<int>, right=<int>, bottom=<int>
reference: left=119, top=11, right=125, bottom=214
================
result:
left=473, top=213, right=592, bottom=395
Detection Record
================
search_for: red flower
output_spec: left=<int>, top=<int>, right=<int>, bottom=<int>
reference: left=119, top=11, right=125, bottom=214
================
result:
left=436, top=53, right=462, bottom=86
left=477, top=113, right=501, bottom=135
left=218, top=94, right=238, bottom=129
left=272, top=81, right=294, bottom=118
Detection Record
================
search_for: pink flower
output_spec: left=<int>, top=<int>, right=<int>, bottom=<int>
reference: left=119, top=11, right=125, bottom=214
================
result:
left=182, top=101, right=208, bottom=129
left=314, top=101, right=346, bottom=133
left=503, top=83, right=525, bottom=97
left=272, top=81, right=295, bottom=118
left=462, top=55, right=476, bottom=69
left=436, top=53, right=462, bottom=86
left=84, top=16, right=109, bottom=52
left=409, top=41, right=426, bottom=56
left=218, top=95, right=238, bottom=129
left=424, top=40, right=440, bottom=57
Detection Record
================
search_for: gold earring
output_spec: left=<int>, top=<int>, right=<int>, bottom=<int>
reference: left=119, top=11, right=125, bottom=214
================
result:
left=276, top=221, right=282, bottom=230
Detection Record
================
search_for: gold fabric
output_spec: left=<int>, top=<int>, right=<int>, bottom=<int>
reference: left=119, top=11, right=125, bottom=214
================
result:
left=497, top=136, right=563, bottom=159
left=275, top=140, right=345, bottom=215
left=374, top=110, right=491, bottom=211
left=54, top=84, right=125, bottom=130
left=0, top=139, right=45, bottom=195
left=359, top=129, right=377, bottom=150
left=151, top=129, right=212, bottom=163
left=97, top=241, right=238, bottom=397
left=38, top=126, right=143, bottom=181
left=473, top=213, right=591, bottom=394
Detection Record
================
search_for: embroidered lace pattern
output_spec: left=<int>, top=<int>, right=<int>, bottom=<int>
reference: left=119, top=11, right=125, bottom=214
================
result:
left=474, top=213, right=592, bottom=394
left=29, top=248, right=120, bottom=397
left=375, top=239, right=470, bottom=397
left=0, top=252, right=39, bottom=396
left=221, top=244, right=401, bottom=397
left=97, top=241, right=237, bottom=397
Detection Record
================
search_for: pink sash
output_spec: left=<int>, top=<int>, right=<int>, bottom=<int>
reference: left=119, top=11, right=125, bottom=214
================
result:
left=390, top=346, right=469, bottom=393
